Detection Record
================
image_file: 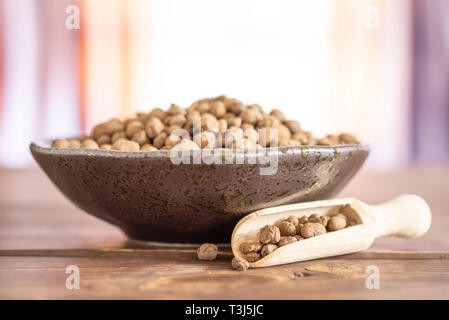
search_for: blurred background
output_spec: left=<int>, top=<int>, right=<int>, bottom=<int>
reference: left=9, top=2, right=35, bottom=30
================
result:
left=0, top=0, right=448, bottom=170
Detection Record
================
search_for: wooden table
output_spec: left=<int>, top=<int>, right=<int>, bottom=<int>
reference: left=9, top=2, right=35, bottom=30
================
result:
left=0, top=166, right=448, bottom=299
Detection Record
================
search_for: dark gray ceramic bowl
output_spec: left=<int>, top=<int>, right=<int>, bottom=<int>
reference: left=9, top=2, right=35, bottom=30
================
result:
left=30, top=142, right=369, bottom=243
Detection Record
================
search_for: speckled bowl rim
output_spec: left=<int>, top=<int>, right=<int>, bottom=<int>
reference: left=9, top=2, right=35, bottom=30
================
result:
left=30, top=141, right=370, bottom=160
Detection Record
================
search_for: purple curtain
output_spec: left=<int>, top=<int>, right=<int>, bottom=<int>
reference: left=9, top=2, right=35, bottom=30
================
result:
left=412, top=0, right=449, bottom=162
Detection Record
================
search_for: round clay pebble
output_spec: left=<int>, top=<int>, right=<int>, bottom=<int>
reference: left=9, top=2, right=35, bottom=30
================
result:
left=100, top=144, right=112, bottom=150
left=153, top=132, right=168, bottom=149
left=148, top=108, right=166, bottom=120
left=278, top=221, right=297, bottom=236
left=165, top=134, right=183, bottom=148
left=169, top=114, right=187, bottom=127
left=145, top=117, right=165, bottom=138
left=300, top=223, right=327, bottom=238
left=327, top=214, right=347, bottom=231
left=339, top=133, right=359, bottom=144
left=228, top=101, right=245, bottom=114
left=243, top=127, right=259, bottom=144
left=81, top=139, right=99, bottom=149
left=240, top=108, right=260, bottom=125
left=283, top=120, right=302, bottom=134
left=245, top=252, right=261, bottom=262
left=171, top=139, right=200, bottom=151
left=96, top=134, right=111, bottom=145
left=194, top=131, right=217, bottom=149
left=308, top=215, right=329, bottom=227
left=298, top=216, right=308, bottom=224
left=112, top=140, right=140, bottom=151
left=261, top=244, right=278, bottom=257
left=197, top=101, right=211, bottom=113
left=278, top=124, right=292, bottom=140
left=131, top=130, right=149, bottom=146
left=270, top=109, right=286, bottom=121
left=126, top=120, right=144, bottom=138
left=140, top=144, right=157, bottom=151
left=187, top=110, right=201, bottom=121
left=287, top=215, right=299, bottom=227
left=258, top=115, right=280, bottom=128
left=278, top=236, right=298, bottom=247
left=232, top=257, right=249, bottom=271
left=51, top=139, right=69, bottom=148
left=259, top=225, right=281, bottom=244
left=279, top=139, right=298, bottom=147
left=68, top=139, right=81, bottom=148
left=210, top=101, right=226, bottom=118
left=111, top=131, right=126, bottom=143
left=239, top=241, right=263, bottom=254
left=226, top=117, right=242, bottom=128
left=167, top=103, right=186, bottom=115
left=197, top=243, right=218, bottom=261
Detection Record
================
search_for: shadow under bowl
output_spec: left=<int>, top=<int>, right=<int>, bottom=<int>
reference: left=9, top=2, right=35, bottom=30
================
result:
left=30, top=142, right=369, bottom=243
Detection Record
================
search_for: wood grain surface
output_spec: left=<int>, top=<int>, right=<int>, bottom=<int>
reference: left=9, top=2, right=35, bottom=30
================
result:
left=0, top=166, right=448, bottom=299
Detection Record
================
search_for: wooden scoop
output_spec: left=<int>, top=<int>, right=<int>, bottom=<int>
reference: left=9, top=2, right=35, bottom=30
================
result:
left=231, top=194, right=431, bottom=268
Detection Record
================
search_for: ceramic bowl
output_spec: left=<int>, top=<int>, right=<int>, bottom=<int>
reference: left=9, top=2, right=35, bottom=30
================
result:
left=30, top=142, right=369, bottom=243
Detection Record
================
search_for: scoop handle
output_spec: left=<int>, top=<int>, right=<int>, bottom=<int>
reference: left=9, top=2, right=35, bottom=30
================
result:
left=366, top=194, right=431, bottom=238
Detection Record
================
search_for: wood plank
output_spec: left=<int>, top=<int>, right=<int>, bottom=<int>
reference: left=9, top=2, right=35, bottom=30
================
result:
left=0, top=255, right=448, bottom=299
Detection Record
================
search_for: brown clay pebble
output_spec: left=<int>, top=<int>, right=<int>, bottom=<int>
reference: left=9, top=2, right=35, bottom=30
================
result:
left=51, top=139, right=69, bottom=148
left=81, top=139, right=99, bottom=149
left=300, top=223, right=327, bottom=238
left=197, top=243, right=218, bottom=261
left=153, top=132, right=168, bottom=149
left=283, top=120, right=301, bottom=134
left=294, top=235, right=304, bottom=241
left=112, top=140, right=140, bottom=151
left=298, top=216, right=308, bottom=224
left=148, top=108, right=166, bottom=120
left=261, top=244, right=278, bottom=257
left=96, top=134, right=110, bottom=145
left=278, top=236, right=298, bottom=247
left=239, top=241, right=263, bottom=254
left=258, top=115, right=280, bottom=128
left=131, top=130, right=149, bottom=146
left=126, top=120, right=144, bottom=138
left=51, top=96, right=359, bottom=151
left=100, top=144, right=112, bottom=150
left=140, top=144, right=157, bottom=151
left=232, top=257, right=249, bottom=271
left=245, top=252, right=261, bottom=262
left=169, top=114, right=186, bottom=127
left=339, top=133, right=358, bottom=144
left=66, top=139, right=80, bottom=148
left=145, top=117, right=164, bottom=138
left=167, top=104, right=186, bottom=115
left=259, top=225, right=281, bottom=244
left=270, top=109, right=286, bottom=121
left=278, top=221, right=297, bottom=236
left=327, top=214, right=347, bottom=231
left=210, top=101, right=226, bottom=118
left=111, top=131, right=126, bottom=143
left=308, top=215, right=329, bottom=227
